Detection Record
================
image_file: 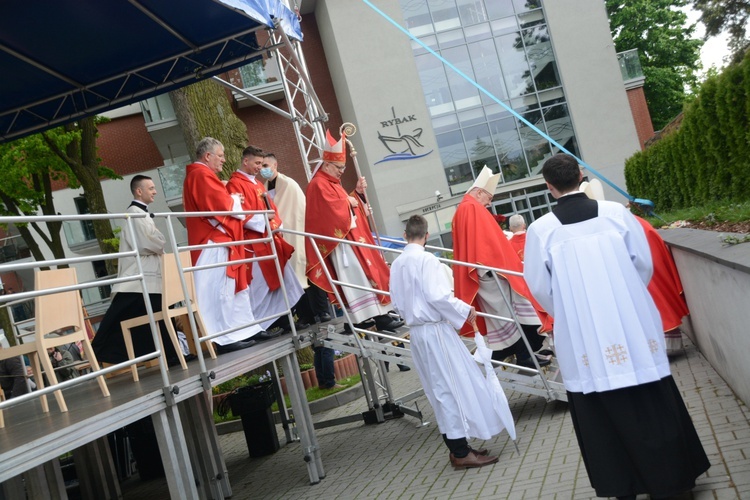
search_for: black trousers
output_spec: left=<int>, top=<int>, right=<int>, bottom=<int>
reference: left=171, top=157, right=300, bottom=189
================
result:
left=92, top=293, right=177, bottom=364
left=442, top=434, right=470, bottom=457
left=491, top=323, right=546, bottom=362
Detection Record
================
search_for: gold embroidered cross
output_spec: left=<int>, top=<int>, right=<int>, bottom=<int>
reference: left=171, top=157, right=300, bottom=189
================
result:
left=605, top=344, right=628, bottom=365
left=581, top=354, right=589, bottom=367
left=648, top=339, right=659, bottom=353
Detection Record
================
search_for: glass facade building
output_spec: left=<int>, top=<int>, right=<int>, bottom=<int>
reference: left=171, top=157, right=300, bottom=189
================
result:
left=399, top=0, right=579, bottom=215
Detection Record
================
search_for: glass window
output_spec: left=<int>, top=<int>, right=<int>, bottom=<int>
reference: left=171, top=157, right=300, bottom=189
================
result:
left=400, top=0, right=434, bottom=36
left=518, top=109, right=550, bottom=178
left=432, top=113, right=459, bottom=134
left=416, top=53, right=454, bottom=116
left=436, top=205, right=457, bottom=232
left=523, top=25, right=561, bottom=91
left=456, top=0, right=487, bottom=25
left=490, top=16, right=519, bottom=36
left=464, top=123, right=499, bottom=177
left=489, top=116, right=525, bottom=183
left=431, top=0, right=461, bottom=32
left=437, top=29, right=465, bottom=48
left=458, top=107, right=485, bottom=126
left=485, top=3, right=514, bottom=20
left=542, top=103, right=578, bottom=159
left=442, top=46, right=481, bottom=110
left=468, top=39, right=508, bottom=103
left=496, top=32, right=533, bottom=99
left=514, top=0, right=543, bottom=15
left=437, top=130, right=472, bottom=195
left=464, top=22, right=492, bottom=43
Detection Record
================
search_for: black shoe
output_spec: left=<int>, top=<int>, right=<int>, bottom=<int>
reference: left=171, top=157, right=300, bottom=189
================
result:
left=536, top=349, right=555, bottom=357
left=398, top=364, right=411, bottom=372
left=254, top=328, right=283, bottom=341
left=294, top=321, right=311, bottom=331
left=375, top=319, right=403, bottom=333
left=317, top=312, right=332, bottom=323
left=515, top=356, right=551, bottom=369
left=215, top=339, right=257, bottom=354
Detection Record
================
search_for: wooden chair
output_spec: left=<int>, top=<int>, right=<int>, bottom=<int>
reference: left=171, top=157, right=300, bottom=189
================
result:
left=121, top=251, right=217, bottom=382
left=35, top=268, right=110, bottom=413
left=0, top=345, right=46, bottom=428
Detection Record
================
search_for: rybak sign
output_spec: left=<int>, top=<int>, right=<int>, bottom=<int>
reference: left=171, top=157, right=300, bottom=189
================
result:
left=375, top=106, right=433, bottom=164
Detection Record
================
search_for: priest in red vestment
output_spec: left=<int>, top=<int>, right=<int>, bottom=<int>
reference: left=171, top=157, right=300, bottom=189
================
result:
left=507, top=214, right=527, bottom=261
left=305, top=130, right=401, bottom=332
left=226, top=145, right=303, bottom=334
left=452, top=166, right=552, bottom=368
left=581, top=180, right=690, bottom=354
left=183, top=137, right=264, bottom=353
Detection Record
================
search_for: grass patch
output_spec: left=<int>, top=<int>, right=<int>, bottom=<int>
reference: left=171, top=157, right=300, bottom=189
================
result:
left=644, top=201, right=750, bottom=227
left=213, top=374, right=361, bottom=424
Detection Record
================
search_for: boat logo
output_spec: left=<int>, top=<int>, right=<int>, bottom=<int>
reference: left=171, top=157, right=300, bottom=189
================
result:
left=374, top=107, right=433, bottom=164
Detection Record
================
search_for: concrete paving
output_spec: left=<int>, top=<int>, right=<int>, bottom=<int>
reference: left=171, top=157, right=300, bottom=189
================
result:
left=122, top=335, right=750, bottom=499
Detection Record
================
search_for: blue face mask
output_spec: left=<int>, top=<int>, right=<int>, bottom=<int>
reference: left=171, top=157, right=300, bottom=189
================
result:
left=259, top=167, right=274, bottom=179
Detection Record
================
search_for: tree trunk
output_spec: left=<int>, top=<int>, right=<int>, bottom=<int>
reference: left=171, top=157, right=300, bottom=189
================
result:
left=0, top=305, right=15, bottom=347
left=45, top=117, right=118, bottom=274
left=169, top=79, right=250, bottom=180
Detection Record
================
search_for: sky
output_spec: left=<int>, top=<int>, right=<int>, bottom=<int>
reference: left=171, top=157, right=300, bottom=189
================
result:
left=681, top=6, right=732, bottom=75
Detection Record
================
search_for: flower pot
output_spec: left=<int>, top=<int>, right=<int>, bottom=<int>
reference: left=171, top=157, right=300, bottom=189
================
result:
left=300, top=369, right=311, bottom=390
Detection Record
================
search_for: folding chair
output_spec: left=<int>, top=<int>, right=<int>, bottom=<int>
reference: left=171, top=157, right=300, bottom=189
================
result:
left=0, top=346, right=46, bottom=428
left=121, top=251, right=217, bottom=382
left=35, top=268, right=110, bottom=413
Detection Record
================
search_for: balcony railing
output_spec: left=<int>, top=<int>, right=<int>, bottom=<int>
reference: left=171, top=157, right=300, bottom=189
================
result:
left=0, top=234, right=31, bottom=264
left=617, top=49, right=644, bottom=84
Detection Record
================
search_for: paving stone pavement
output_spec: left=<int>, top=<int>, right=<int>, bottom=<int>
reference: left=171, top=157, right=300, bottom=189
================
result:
left=123, top=336, right=750, bottom=499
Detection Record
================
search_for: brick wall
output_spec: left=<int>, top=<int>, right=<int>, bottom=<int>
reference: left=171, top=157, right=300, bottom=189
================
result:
left=626, top=86, right=654, bottom=150
left=51, top=113, right=163, bottom=191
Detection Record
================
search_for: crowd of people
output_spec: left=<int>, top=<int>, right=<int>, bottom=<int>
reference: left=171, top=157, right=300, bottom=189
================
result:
left=76, top=131, right=707, bottom=498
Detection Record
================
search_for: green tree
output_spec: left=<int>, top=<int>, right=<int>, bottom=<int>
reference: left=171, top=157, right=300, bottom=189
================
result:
left=0, top=135, right=75, bottom=267
left=40, top=117, right=121, bottom=262
left=692, top=0, right=750, bottom=62
left=169, top=79, right=250, bottom=180
left=606, top=0, right=703, bottom=129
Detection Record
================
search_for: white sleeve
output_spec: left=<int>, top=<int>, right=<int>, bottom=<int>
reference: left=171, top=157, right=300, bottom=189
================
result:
left=621, top=207, right=653, bottom=285
left=243, top=214, right=266, bottom=232
left=131, top=216, right=166, bottom=255
left=523, top=224, right=554, bottom=314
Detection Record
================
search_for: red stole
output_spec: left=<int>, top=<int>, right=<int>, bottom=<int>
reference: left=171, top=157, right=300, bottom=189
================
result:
left=305, top=170, right=390, bottom=305
left=636, top=216, right=689, bottom=331
left=452, top=194, right=552, bottom=336
left=226, top=171, right=294, bottom=291
left=182, top=163, right=248, bottom=292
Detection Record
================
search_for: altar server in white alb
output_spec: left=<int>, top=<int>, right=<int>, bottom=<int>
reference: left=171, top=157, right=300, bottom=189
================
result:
left=389, top=215, right=513, bottom=470
left=523, top=153, right=709, bottom=499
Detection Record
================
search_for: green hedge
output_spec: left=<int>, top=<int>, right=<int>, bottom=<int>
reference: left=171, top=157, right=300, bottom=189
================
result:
left=624, top=52, right=750, bottom=211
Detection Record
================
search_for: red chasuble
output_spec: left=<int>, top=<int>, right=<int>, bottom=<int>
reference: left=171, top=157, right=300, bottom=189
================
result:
left=182, top=163, right=248, bottom=292
left=636, top=216, right=689, bottom=331
left=226, top=172, right=294, bottom=291
left=509, top=232, right=526, bottom=261
left=452, top=194, right=552, bottom=336
left=304, top=170, right=390, bottom=305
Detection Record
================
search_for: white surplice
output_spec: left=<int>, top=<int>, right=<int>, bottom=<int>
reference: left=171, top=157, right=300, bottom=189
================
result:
left=194, top=244, right=263, bottom=345
left=267, top=173, right=308, bottom=288
left=240, top=173, right=304, bottom=329
left=524, top=201, right=670, bottom=394
left=390, top=243, right=509, bottom=440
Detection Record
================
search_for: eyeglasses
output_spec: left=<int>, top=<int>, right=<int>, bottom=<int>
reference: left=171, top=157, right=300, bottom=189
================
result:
left=330, top=163, right=346, bottom=172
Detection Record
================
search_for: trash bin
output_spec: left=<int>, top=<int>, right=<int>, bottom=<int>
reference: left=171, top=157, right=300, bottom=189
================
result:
left=228, top=381, right=280, bottom=458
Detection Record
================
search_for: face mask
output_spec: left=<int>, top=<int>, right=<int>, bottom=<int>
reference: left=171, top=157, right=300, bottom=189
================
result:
left=259, top=167, right=274, bottom=179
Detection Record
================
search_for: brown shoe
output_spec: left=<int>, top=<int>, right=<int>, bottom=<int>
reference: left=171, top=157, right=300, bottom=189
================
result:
left=470, top=447, right=489, bottom=456
left=449, top=450, right=499, bottom=469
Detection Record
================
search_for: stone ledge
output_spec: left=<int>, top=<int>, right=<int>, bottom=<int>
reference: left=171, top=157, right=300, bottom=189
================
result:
left=659, top=227, right=750, bottom=274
